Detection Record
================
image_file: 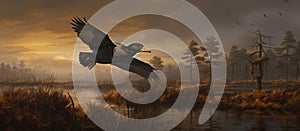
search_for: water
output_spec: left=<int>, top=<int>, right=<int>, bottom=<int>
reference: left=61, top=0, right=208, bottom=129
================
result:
left=185, top=111, right=300, bottom=131
left=69, top=86, right=300, bottom=130
left=224, top=85, right=299, bottom=94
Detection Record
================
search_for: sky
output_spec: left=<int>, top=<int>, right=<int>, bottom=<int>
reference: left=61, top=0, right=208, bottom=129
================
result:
left=0, top=0, right=299, bottom=75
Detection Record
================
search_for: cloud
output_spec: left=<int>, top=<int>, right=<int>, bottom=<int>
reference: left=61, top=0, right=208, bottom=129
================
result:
left=24, top=52, right=60, bottom=55
left=0, top=45, right=30, bottom=56
left=13, top=54, right=73, bottom=73
left=28, top=11, right=45, bottom=17
left=53, top=55, right=72, bottom=61
left=0, top=0, right=111, bottom=73
left=0, top=20, right=23, bottom=28
left=0, top=0, right=299, bottom=74
left=109, top=15, right=202, bottom=45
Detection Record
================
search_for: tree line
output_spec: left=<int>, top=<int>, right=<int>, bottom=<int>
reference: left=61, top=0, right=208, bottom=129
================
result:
left=150, top=30, right=300, bottom=82
left=0, top=61, right=51, bottom=81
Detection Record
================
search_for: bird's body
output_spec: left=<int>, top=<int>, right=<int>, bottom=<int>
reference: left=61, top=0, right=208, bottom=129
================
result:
left=71, top=17, right=157, bottom=80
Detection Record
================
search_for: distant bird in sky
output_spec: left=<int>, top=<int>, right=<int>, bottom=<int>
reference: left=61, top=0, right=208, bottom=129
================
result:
left=284, top=0, right=289, bottom=3
left=71, top=17, right=158, bottom=80
left=263, top=14, right=267, bottom=18
left=279, top=12, right=282, bottom=16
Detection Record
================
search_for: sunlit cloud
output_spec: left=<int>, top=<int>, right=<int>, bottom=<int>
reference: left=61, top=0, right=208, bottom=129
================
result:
left=0, top=20, right=23, bottom=28
left=23, top=51, right=60, bottom=54
left=53, top=55, right=72, bottom=61
left=28, top=11, right=45, bottom=17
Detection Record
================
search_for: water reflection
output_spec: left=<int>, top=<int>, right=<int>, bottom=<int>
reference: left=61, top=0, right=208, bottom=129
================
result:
left=187, top=111, right=300, bottom=131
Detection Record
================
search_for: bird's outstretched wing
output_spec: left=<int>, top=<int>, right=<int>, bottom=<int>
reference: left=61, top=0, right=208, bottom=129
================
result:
left=113, top=58, right=158, bottom=80
left=70, top=17, right=116, bottom=50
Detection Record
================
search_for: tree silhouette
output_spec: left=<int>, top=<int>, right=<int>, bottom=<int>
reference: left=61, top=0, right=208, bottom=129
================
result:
left=274, top=30, right=297, bottom=81
left=228, top=46, right=239, bottom=81
left=149, top=56, right=164, bottom=70
left=0, top=61, right=53, bottom=81
left=249, top=31, right=271, bottom=90
left=0, top=63, right=5, bottom=80
left=265, top=49, right=278, bottom=80
left=202, top=36, right=224, bottom=81
left=291, top=41, right=300, bottom=80
left=18, top=61, right=26, bottom=70
left=182, top=41, right=199, bottom=82
left=203, top=36, right=223, bottom=64
left=164, top=63, right=180, bottom=81
left=228, top=46, right=248, bottom=81
left=181, top=40, right=205, bottom=82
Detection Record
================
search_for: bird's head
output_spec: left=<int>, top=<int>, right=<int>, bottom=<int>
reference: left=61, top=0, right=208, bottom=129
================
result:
left=128, top=43, right=144, bottom=51
left=126, top=43, right=144, bottom=54
left=125, top=43, right=151, bottom=56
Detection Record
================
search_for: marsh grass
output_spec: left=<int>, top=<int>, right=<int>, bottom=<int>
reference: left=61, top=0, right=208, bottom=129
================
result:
left=0, top=75, right=99, bottom=131
left=220, top=88, right=300, bottom=112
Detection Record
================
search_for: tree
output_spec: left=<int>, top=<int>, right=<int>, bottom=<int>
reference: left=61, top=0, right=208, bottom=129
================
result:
left=228, top=46, right=239, bottom=81
left=164, top=63, right=180, bottom=81
left=203, top=36, right=223, bottom=63
left=0, top=63, right=5, bottom=80
left=291, top=41, right=300, bottom=80
left=3, top=64, right=11, bottom=80
left=228, top=46, right=249, bottom=81
left=275, top=59, right=284, bottom=79
left=265, top=49, right=278, bottom=80
left=249, top=30, right=271, bottom=90
left=239, top=48, right=249, bottom=80
left=202, top=36, right=224, bottom=81
left=274, top=30, right=297, bottom=81
left=181, top=40, right=205, bottom=82
left=18, top=61, right=26, bottom=70
left=149, top=56, right=164, bottom=70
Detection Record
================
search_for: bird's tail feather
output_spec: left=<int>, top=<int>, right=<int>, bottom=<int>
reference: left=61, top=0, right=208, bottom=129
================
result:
left=79, top=52, right=96, bottom=69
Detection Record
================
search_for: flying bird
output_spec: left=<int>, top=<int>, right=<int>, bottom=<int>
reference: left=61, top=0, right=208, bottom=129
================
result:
left=71, top=17, right=158, bottom=80
left=263, top=14, right=267, bottom=18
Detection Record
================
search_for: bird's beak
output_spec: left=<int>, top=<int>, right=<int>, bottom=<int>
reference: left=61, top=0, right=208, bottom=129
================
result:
left=141, top=49, right=151, bottom=53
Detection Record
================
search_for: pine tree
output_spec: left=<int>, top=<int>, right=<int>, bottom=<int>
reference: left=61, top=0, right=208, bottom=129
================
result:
left=202, top=36, right=224, bottom=81
left=18, top=61, right=26, bottom=70
left=291, top=41, right=300, bottom=80
left=228, top=46, right=239, bottom=81
left=265, top=49, right=277, bottom=80
left=182, top=40, right=202, bottom=82
left=149, top=56, right=164, bottom=70
left=229, top=46, right=249, bottom=81
left=0, top=63, right=5, bottom=80
left=274, top=30, right=297, bottom=81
